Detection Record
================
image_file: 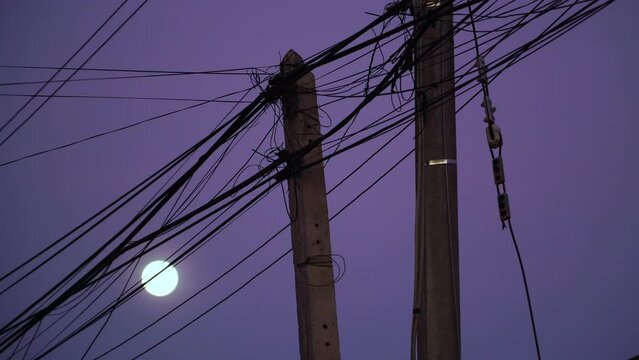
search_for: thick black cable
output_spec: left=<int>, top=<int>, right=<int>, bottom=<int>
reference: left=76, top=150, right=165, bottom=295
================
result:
left=27, top=28, right=430, bottom=352
left=0, top=141, right=198, bottom=292
left=131, top=249, right=293, bottom=359
left=33, top=178, right=283, bottom=359
left=0, top=90, right=270, bottom=345
left=105, top=141, right=416, bottom=360
left=14, top=157, right=201, bottom=356
left=1, top=58, right=308, bottom=340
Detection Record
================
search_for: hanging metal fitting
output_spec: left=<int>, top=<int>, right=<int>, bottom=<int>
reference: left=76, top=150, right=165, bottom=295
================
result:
left=492, top=156, right=505, bottom=185
left=497, top=192, right=511, bottom=221
left=481, top=94, right=497, bottom=124
left=486, top=123, right=503, bottom=149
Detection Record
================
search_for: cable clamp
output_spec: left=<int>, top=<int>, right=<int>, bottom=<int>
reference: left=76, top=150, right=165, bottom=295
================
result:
left=276, top=149, right=289, bottom=161
left=274, top=165, right=292, bottom=182
left=264, top=73, right=285, bottom=103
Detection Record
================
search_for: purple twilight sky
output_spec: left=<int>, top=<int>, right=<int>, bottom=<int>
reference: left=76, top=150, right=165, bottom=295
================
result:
left=0, top=1, right=638, bottom=359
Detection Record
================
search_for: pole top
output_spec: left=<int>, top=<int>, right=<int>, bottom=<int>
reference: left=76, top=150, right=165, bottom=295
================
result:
left=281, top=49, right=304, bottom=68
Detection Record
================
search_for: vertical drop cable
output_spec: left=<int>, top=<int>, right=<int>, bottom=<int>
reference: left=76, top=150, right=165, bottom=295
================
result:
left=467, top=2, right=542, bottom=360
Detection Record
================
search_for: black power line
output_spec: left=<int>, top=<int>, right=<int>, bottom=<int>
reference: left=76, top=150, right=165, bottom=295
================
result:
left=0, top=92, right=245, bottom=103
left=0, top=63, right=274, bottom=75
left=0, top=0, right=151, bottom=148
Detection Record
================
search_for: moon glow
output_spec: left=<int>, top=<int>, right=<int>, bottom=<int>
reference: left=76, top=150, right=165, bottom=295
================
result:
left=141, top=260, right=179, bottom=297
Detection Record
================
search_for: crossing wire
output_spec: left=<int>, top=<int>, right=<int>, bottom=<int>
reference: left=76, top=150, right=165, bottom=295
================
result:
left=0, top=0, right=151, bottom=148
left=0, top=1, right=616, bottom=357
left=0, top=1, right=420, bottom=347
left=0, top=0, right=132, bottom=135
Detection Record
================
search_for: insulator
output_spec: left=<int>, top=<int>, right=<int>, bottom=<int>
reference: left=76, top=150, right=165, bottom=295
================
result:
left=497, top=193, right=511, bottom=221
left=486, top=123, right=503, bottom=149
left=492, top=156, right=505, bottom=185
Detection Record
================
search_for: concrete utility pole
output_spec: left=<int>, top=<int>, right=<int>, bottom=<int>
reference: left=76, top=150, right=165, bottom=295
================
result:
left=280, top=49, right=341, bottom=360
left=413, top=1, right=461, bottom=359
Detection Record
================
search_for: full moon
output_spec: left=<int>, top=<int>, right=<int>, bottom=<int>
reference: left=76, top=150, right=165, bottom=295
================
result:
left=141, top=260, right=179, bottom=297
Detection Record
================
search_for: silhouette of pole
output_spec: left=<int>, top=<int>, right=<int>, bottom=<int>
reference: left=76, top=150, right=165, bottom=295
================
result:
left=281, top=49, right=341, bottom=360
left=413, top=1, right=461, bottom=359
